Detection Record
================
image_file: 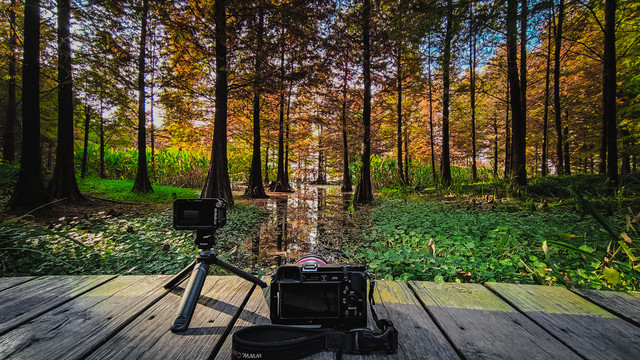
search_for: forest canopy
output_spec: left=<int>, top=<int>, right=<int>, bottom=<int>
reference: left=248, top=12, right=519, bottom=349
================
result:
left=0, top=0, right=638, bottom=204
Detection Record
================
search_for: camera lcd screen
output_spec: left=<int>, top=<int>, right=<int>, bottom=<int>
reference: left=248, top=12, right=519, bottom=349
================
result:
left=279, top=282, right=340, bottom=319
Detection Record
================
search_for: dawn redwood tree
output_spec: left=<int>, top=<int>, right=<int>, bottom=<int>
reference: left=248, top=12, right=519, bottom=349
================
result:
left=541, top=8, right=552, bottom=176
left=50, top=0, right=85, bottom=200
left=132, top=0, right=153, bottom=193
left=202, top=0, right=233, bottom=205
left=10, top=0, right=48, bottom=209
left=245, top=5, right=268, bottom=198
left=469, top=1, right=477, bottom=181
left=81, top=106, right=91, bottom=178
left=507, top=0, right=526, bottom=186
left=440, top=0, right=453, bottom=185
left=354, top=0, right=373, bottom=204
left=554, top=0, right=565, bottom=174
left=603, top=0, right=617, bottom=183
left=3, top=0, right=17, bottom=163
left=340, top=64, right=353, bottom=192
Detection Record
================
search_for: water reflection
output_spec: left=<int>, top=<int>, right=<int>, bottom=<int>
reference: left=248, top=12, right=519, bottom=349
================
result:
left=248, top=184, right=352, bottom=270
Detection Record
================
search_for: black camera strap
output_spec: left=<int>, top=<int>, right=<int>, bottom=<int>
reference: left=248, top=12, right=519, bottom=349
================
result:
left=232, top=280, right=398, bottom=360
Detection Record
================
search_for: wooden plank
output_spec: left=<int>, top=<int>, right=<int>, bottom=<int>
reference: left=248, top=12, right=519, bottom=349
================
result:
left=218, top=280, right=460, bottom=360
left=0, top=275, right=116, bottom=335
left=487, top=282, right=640, bottom=360
left=0, top=275, right=170, bottom=360
left=573, top=288, right=640, bottom=326
left=0, top=277, right=36, bottom=292
left=410, top=281, right=581, bottom=360
left=87, top=276, right=256, bottom=360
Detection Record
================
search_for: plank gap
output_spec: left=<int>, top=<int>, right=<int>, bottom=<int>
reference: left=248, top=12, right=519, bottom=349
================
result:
left=407, top=282, right=467, bottom=360
left=482, top=283, right=589, bottom=360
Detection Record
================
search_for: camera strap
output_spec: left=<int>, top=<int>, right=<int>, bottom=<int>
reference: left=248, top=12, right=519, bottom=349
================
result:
left=231, top=280, right=398, bottom=360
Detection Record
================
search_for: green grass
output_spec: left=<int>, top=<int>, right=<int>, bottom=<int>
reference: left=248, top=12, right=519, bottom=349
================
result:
left=78, top=177, right=200, bottom=203
left=348, top=197, right=637, bottom=290
left=0, top=203, right=264, bottom=276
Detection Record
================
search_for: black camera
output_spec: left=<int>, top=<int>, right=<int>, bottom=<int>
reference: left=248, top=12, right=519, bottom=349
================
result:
left=173, top=198, right=227, bottom=231
left=270, top=257, right=368, bottom=329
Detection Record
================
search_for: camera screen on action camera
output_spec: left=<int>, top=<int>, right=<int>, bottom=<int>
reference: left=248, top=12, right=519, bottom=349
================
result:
left=279, top=283, right=340, bottom=319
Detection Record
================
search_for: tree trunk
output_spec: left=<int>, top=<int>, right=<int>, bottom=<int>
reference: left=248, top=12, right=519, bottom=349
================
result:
left=493, top=113, right=498, bottom=177
left=396, top=46, right=404, bottom=185
left=507, top=0, right=526, bottom=186
left=10, top=0, right=48, bottom=210
left=99, top=99, right=106, bottom=178
left=273, top=24, right=290, bottom=192
left=284, top=83, right=292, bottom=189
left=604, top=0, right=617, bottom=184
left=520, top=0, right=527, bottom=130
left=245, top=6, right=268, bottom=198
left=541, top=8, right=552, bottom=176
left=554, top=0, right=564, bottom=175
left=264, top=143, right=269, bottom=183
left=470, top=1, right=477, bottom=181
left=50, top=0, right=84, bottom=200
left=202, top=0, right=233, bottom=205
left=428, top=34, right=436, bottom=183
left=81, top=106, right=91, bottom=178
left=3, top=0, right=17, bottom=163
left=563, top=124, right=570, bottom=175
left=404, top=118, right=409, bottom=184
left=440, top=0, right=453, bottom=185
left=132, top=0, right=153, bottom=193
left=504, top=77, right=511, bottom=178
left=354, top=0, right=373, bottom=204
left=315, top=124, right=326, bottom=184
left=341, top=64, right=352, bottom=192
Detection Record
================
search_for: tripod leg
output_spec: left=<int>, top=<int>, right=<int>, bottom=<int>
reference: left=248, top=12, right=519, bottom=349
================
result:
left=171, top=261, right=209, bottom=332
left=164, top=260, right=196, bottom=289
left=214, top=257, right=268, bottom=288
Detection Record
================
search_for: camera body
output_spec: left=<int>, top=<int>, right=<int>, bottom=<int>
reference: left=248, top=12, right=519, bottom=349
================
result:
left=270, top=263, right=368, bottom=329
left=173, top=198, right=226, bottom=231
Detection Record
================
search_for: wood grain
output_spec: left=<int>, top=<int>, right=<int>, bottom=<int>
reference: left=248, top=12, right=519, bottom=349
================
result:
left=0, top=277, right=36, bottom=292
left=0, top=275, right=116, bottom=335
left=410, top=281, right=581, bottom=360
left=573, top=288, right=640, bottom=326
left=87, top=276, right=255, bottom=360
left=487, top=282, right=640, bottom=360
left=0, top=275, right=170, bottom=360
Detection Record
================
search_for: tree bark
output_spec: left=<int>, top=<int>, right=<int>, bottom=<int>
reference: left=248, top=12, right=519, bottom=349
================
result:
left=10, top=0, right=48, bottom=210
left=507, top=0, right=526, bottom=186
left=245, top=5, right=268, bottom=198
left=396, top=46, right=404, bottom=185
left=563, top=124, right=570, bottom=174
left=341, top=64, right=352, bottom=192
left=604, top=0, right=617, bottom=184
left=504, top=76, right=511, bottom=177
left=541, top=8, right=552, bottom=176
left=427, top=34, right=436, bottom=182
left=470, top=1, right=477, bottom=181
left=273, top=24, right=290, bottom=192
left=3, top=0, right=17, bottom=163
left=99, top=99, right=106, bottom=178
left=354, top=0, right=373, bottom=204
left=554, top=0, right=564, bottom=175
left=132, top=0, right=153, bottom=193
left=202, top=0, right=234, bottom=205
left=440, top=0, right=453, bottom=185
left=81, top=106, right=91, bottom=178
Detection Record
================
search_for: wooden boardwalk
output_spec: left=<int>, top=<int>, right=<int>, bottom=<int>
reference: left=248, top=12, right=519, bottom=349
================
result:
left=0, top=275, right=639, bottom=359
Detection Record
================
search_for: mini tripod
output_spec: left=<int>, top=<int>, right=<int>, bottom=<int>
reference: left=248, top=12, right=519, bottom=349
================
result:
left=164, top=229, right=267, bottom=332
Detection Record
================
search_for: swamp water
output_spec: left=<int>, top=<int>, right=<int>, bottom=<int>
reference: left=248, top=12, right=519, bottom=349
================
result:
left=245, top=184, right=355, bottom=271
